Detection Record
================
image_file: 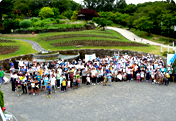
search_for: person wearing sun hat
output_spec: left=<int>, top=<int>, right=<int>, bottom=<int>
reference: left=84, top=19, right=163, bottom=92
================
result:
left=0, top=67, right=4, bottom=85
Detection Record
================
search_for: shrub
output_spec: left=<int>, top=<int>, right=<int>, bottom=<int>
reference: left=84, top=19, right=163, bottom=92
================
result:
left=3, top=19, right=20, bottom=31
left=19, top=20, right=31, bottom=28
left=162, top=51, right=175, bottom=57
left=62, top=10, right=73, bottom=19
left=32, top=20, right=44, bottom=27
left=89, top=21, right=94, bottom=25
left=56, top=18, right=60, bottom=24
left=71, top=11, right=78, bottom=22
left=0, top=89, right=4, bottom=108
left=58, top=15, right=67, bottom=19
left=30, top=17, right=40, bottom=22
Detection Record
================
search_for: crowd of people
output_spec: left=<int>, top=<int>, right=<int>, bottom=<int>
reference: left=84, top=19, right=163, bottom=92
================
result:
left=5, top=52, right=174, bottom=98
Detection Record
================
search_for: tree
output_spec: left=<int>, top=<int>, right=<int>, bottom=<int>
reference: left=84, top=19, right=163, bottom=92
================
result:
left=52, top=8, right=60, bottom=19
left=114, top=0, right=127, bottom=13
left=71, top=11, right=78, bottom=22
left=78, top=9, right=100, bottom=20
left=51, top=0, right=71, bottom=13
left=133, top=16, right=153, bottom=34
left=92, top=17, right=112, bottom=31
left=39, top=7, right=54, bottom=19
left=62, top=10, right=73, bottom=19
left=0, top=0, right=14, bottom=21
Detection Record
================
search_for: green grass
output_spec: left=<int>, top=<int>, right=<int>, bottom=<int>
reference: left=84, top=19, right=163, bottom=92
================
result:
left=129, top=28, right=175, bottom=45
left=0, top=39, right=37, bottom=60
left=0, top=29, right=172, bottom=60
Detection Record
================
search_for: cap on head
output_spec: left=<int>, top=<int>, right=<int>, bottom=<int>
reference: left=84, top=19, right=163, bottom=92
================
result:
left=2, top=107, right=6, bottom=110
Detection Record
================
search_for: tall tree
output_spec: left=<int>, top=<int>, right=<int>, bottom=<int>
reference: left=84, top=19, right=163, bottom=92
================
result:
left=78, top=9, right=100, bottom=20
left=114, top=0, right=127, bottom=13
left=0, top=0, right=14, bottom=21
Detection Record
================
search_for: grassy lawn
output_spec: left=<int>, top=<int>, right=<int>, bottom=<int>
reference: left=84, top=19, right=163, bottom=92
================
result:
left=0, top=29, right=172, bottom=60
left=0, top=39, right=37, bottom=60
left=129, top=29, right=175, bottom=45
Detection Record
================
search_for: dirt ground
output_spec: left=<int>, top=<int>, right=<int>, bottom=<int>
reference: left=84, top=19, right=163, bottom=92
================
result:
left=0, top=46, right=20, bottom=55
left=51, top=40, right=148, bottom=47
left=0, top=34, right=38, bottom=38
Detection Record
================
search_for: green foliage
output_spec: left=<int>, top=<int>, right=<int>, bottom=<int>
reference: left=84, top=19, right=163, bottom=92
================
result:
left=2, top=14, right=9, bottom=20
left=32, top=20, right=45, bottom=27
left=92, top=17, right=112, bottom=30
left=3, top=19, right=20, bottom=31
left=71, top=11, right=78, bottom=22
left=52, top=8, right=60, bottom=19
left=56, top=19, right=60, bottom=24
left=89, top=21, right=94, bottom=25
left=19, top=19, right=31, bottom=29
left=0, top=89, right=4, bottom=108
left=30, top=17, right=40, bottom=23
left=62, top=10, right=73, bottom=19
left=58, top=15, right=67, bottom=19
left=39, top=7, right=54, bottom=19
left=162, top=51, right=175, bottom=57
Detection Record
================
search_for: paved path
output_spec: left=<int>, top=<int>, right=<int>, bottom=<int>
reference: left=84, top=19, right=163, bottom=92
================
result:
left=1, top=80, right=176, bottom=121
left=0, top=38, right=46, bottom=52
left=105, top=26, right=173, bottom=49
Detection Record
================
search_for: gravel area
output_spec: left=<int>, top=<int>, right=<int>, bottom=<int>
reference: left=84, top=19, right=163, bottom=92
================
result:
left=1, top=80, right=176, bottom=121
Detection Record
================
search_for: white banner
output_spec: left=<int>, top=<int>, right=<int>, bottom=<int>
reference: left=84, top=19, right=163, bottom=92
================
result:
left=167, top=54, right=174, bottom=65
left=85, top=53, right=96, bottom=62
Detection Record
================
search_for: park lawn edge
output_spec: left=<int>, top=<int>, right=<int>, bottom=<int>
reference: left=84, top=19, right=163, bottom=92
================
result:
left=0, top=39, right=37, bottom=60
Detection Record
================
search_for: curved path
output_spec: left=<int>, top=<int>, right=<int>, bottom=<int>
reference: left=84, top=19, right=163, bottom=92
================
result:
left=18, top=39, right=46, bottom=52
left=0, top=38, right=46, bottom=52
left=106, top=26, right=173, bottom=49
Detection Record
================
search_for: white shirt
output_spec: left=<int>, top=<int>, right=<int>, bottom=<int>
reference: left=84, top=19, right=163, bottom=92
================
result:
left=50, top=77, right=56, bottom=85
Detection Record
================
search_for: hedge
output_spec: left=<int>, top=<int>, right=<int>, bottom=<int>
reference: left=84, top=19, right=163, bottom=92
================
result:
left=0, top=88, right=4, bottom=108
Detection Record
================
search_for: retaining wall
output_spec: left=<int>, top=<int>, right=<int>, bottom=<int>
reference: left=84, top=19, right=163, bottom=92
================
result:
left=0, top=49, right=167, bottom=71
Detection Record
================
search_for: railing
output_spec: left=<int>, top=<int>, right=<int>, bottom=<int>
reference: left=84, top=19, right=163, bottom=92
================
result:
left=0, top=107, right=18, bottom=121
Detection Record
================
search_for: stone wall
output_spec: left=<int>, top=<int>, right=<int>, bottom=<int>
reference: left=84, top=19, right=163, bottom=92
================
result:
left=0, top=49, right=167, bottom=71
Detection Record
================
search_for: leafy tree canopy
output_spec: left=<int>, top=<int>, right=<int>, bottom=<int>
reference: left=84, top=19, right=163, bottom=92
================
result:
left=39, top=7, right=54, bottom=19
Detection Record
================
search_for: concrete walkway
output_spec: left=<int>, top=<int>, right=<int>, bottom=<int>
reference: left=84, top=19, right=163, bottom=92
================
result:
left=106, top=26, right=173, bottom=49
left=0, top=38, right=46, bottom=52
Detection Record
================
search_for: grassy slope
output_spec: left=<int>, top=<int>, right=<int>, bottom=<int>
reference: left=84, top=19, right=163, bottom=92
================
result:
left=0, top=29, right=172, bottom=59
left=0, top=39, right=37, bottom=60
left=129, top=29, right=175, bottom=46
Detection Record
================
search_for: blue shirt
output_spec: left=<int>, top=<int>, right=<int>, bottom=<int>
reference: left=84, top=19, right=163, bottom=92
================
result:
left=47, top=85, right=51, bottom=91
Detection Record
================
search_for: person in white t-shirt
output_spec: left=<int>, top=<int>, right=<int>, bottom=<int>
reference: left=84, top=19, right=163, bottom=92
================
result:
left=50, top=74, right=56, bottom=93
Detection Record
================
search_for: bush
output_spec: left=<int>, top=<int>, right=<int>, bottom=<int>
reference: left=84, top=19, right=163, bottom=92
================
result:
left=30, top=17, right=40, bottom=22
left=56, top=18, right=60, bottom=24
left=19, top=20, right=31, bottom=29
left=0, top=89, right=4, bottom=108
left=58, top=15, right=67, bottom=19
left=162, top=51, right=175, bottom=57
left=3, top=19, right=20, bottom=31
left=89, top=21, right=94, bottom=25
left=62, top=10, right=73, bottom=19
left=32, top=20, right=44, bottom=27
left=71, top=11, right=78, bottom=22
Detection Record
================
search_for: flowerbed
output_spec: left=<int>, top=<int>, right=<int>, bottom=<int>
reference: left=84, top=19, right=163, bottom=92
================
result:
left=0, top=45, right=20, bottom=55
left=0, top=39, right=16, bottom=43
left=40, top=34, right=120, bottom=41
left=51, top=40, right=148, bottom=47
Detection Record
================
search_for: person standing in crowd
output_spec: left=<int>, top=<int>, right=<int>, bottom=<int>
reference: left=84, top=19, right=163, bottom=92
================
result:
left=91, top=67, right=97, bottom=85
left=50, top=74, right=56, bottom=93
left=0, top=68, right=4, bottom=85
left=21, top=74, right=27, bottom=94
left=47, top=82, right=51, bottom=98
left=56, top=71, right=61, bottom=88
